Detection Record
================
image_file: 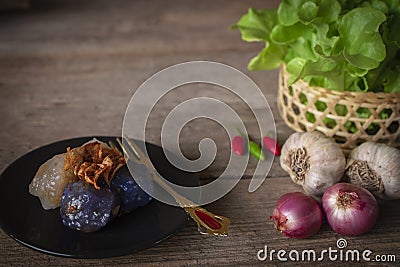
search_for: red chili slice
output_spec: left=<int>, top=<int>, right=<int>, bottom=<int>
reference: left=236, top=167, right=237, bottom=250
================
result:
left=263, top=136, right=281, bottom=156
left=232, top=135, right=246, bottom=156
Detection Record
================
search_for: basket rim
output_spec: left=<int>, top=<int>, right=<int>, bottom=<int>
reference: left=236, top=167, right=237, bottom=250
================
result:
left=280, top=65, right=400, bottom=100
left=278, top=64, right=400, bottom=150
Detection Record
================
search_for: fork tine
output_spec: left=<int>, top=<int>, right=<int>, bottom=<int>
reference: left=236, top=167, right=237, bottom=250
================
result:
left=123, top=136, right=144, bottom=161
left=108, top=141, right=117, bottom=149
left=117, top=137, right=230, bottom=236
left=115, top=137, right=132, bottom=160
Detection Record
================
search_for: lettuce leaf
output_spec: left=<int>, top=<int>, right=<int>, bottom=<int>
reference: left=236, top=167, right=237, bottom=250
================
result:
left=339, top=7, right=386, bottom=70
left=231, top=8, right=277, bottom=42
left=232, top=0, right=400, bottom=93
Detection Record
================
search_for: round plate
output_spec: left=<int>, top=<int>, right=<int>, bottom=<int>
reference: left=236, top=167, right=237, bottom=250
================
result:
left=0, top=136, right=197, bottom=258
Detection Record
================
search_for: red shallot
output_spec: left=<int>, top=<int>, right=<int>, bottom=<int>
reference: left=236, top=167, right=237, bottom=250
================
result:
left=270, top=192, right=323, bottom=238
left=322, top=183, right=379, bottom=236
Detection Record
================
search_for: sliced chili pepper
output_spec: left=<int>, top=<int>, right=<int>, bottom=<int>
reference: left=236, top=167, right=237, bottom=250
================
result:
left=249, top=140, right=266, bottom=161
left=234, top=128, right=266, bottom=160
left=232, top=135, right=246, bottom=156
left=263, top=136, right=281, bottom=156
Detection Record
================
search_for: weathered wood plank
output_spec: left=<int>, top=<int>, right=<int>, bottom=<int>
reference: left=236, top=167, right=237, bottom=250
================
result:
left=1, top=177, right=399, bottom=266
left=0, top=0, right=398, bottom=266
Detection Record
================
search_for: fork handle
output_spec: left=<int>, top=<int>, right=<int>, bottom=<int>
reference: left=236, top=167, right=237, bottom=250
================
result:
left=117, top=137, right=230, bottom=236
left=184, top=206, right=230, bottom=236
left=150, top=173, right=230, bottom=236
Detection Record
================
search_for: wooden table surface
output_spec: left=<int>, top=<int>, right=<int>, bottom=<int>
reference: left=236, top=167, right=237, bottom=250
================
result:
left=0, top=0, right=399, bottom=266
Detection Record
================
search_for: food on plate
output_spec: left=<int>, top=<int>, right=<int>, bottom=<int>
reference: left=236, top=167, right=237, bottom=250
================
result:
left=64, top=140, right=126, bottom=189
left=29, top=139, right=125, bottom=210
left=111, top=166, right=153, bottom=215
left=29, top=138, right=153, bottom=232
left=60, top=180, right=120, bottom=232
left=28, top=153, right=78, bottom=210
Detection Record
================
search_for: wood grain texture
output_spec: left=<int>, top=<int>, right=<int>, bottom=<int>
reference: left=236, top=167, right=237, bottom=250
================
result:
left=1, top=178, right=399, bottom=266
left=0, top=0, right=399, bottom=266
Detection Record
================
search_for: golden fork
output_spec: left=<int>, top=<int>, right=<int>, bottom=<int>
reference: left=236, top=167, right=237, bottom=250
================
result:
left=109, top=137, right=230, bottom=236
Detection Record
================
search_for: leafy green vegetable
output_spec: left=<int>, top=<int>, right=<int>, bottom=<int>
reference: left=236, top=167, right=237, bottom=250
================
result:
left=231, top=8, right=276, bottom=42
left=231, top=8, right=285, bottom=70
left=339, top=7, right=386, bottom=70
left=233, top=0, right=400, bottom=133
left=233, top=0, right=400, bottom=93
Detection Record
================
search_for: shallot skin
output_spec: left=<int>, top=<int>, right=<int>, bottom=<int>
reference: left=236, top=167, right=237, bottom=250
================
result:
left=322, top=183, right=379, bottom=237
left=271, top=192, right=323, bottom=238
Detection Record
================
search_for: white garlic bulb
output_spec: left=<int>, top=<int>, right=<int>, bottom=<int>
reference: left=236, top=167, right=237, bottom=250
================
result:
left=346, top=142, right=400, bottom=200
left=280, top=132, right=346, bottom=196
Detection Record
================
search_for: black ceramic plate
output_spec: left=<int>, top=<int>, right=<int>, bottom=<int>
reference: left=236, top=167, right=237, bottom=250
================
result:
left=0, top=136, right=198, bottom=258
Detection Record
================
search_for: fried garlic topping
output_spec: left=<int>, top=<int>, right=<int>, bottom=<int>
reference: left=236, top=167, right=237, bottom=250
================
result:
left=64, top=142, right=126, bottom=189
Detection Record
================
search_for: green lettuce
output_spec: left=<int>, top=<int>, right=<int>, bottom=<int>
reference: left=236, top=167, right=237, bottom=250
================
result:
left=233, top=0, right=400, bottom=133
left=233, top=0, right=400, bottom=93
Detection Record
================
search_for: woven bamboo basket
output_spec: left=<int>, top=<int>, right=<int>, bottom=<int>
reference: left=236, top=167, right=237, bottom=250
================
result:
left=277, top=65, right=400, bottom=152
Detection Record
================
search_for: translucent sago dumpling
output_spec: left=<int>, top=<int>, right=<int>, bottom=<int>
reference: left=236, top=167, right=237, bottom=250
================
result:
left=29, top=139, right=125, bottom=210
left=28, top=153, right=78, bottom=209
